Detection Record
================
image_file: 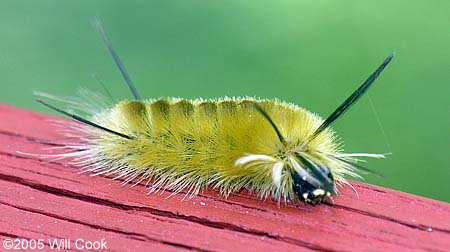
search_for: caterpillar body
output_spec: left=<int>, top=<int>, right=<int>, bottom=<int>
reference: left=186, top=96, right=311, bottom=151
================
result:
left=37, top=23, right=393, bottom=205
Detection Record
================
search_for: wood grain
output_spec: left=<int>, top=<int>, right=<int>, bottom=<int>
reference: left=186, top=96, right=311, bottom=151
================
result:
left=0, top=103, right=449, bottom=252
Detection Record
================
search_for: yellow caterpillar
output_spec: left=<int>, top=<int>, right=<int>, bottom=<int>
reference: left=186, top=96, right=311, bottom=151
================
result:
left=37, top=22, right=393, bottom=205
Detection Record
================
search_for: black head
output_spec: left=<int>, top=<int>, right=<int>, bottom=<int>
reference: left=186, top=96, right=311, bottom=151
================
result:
left=291, top=160, right=335, bottom=205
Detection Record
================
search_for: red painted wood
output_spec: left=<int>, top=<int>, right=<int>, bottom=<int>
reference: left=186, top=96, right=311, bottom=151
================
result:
left=0, top=103, right=449, bottom=252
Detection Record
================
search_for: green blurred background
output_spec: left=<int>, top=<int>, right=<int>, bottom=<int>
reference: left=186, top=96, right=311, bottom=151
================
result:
left=1, top=1, right=449, bottom=202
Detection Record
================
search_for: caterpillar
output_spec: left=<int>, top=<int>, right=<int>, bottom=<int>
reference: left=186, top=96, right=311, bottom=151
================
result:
left=36, top=22, right=393, bottom=205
